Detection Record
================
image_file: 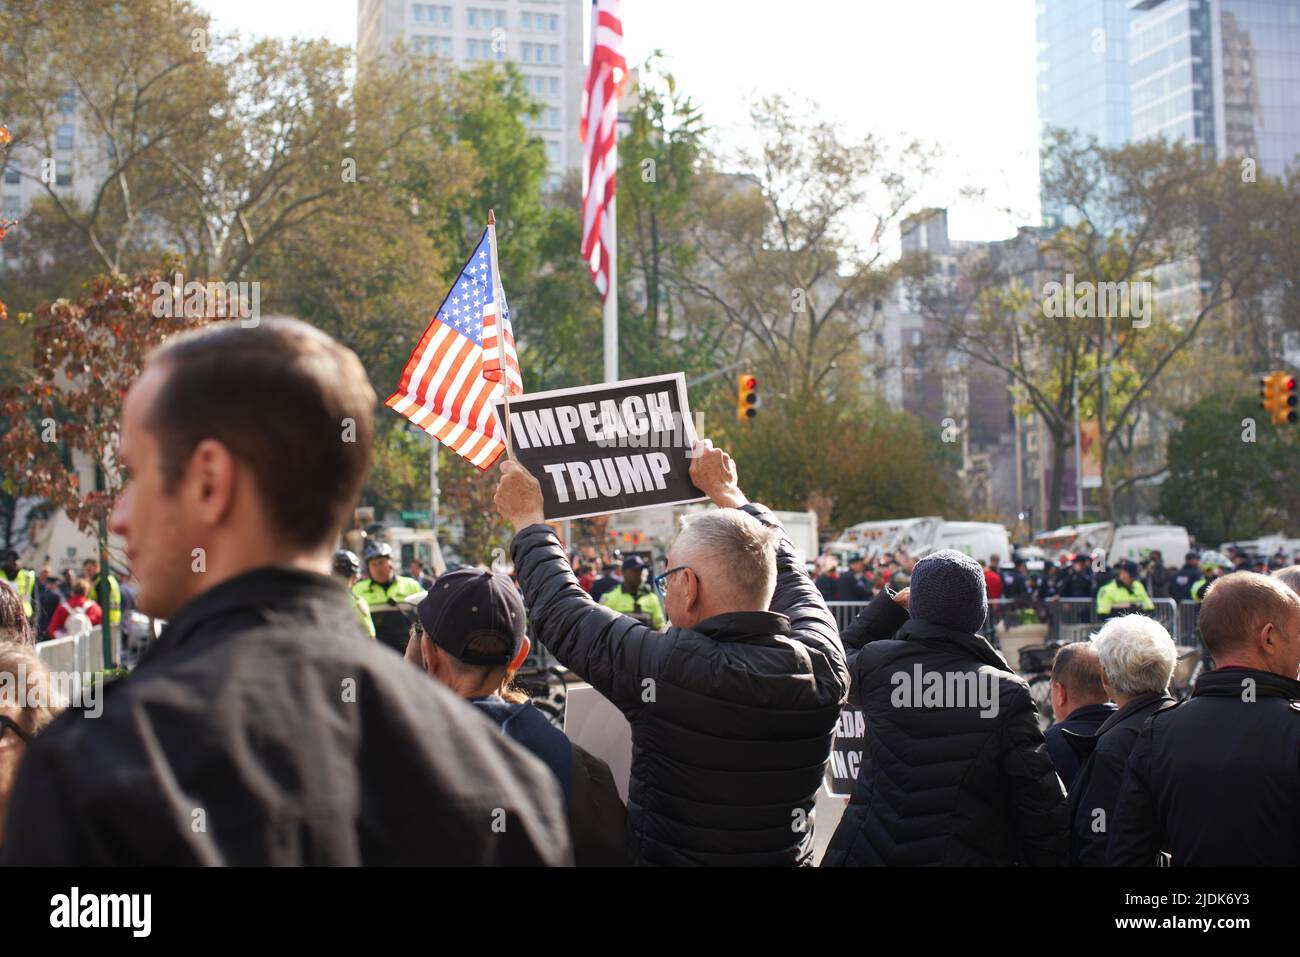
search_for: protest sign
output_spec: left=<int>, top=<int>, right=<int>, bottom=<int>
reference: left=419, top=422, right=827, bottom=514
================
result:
left=824, top=707, right=866, bottom=798
left=492, top=372, right=706, bottom=521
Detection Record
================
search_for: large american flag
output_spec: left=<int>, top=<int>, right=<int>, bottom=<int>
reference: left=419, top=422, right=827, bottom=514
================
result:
left=386, top=225, right=523, bottom=469
left=580, top=0, right=627, bottom=299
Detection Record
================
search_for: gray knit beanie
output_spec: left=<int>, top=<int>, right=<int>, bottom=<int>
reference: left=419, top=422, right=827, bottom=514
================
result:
left=907, top=549, right=988, bottom=634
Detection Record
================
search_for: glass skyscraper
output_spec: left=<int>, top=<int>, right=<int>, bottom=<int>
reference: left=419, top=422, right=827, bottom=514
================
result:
left=1130, top=0, right=1300, bottom=176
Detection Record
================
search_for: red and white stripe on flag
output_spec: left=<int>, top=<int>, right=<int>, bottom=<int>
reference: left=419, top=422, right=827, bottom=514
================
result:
left=580, top=0, right=626, bottom=299
left=386, top=228, right=523, bottom=471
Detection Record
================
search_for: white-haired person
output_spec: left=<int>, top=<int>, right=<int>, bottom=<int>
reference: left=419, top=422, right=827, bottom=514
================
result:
left=0, top=642, right=66, bottom=851
left=1065, top=614, right=1177, bottom=865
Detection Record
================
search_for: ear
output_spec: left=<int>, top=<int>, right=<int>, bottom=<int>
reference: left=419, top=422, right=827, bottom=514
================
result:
left=421, top=634, right=438, bottom=676
left=183, top=438, right=239, bottom=528
left=509, top=635, right=531, bottom=671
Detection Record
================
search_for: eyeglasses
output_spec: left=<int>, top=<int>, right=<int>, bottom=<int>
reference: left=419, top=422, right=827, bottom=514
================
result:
left=653, top=565, right=691, bottom=599
left=0, top=715, right=31, bottom=745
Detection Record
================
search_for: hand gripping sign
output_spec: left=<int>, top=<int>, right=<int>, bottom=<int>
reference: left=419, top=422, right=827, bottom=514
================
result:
left=492, top=373, right=707, bottom=521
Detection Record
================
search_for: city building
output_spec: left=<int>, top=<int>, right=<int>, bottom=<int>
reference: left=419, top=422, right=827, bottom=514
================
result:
left=357, top=0, right=586, bottom=189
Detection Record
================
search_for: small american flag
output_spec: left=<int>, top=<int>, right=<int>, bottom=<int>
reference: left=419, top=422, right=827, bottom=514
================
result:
left=580, top=0, right=627, bottom=299
left=386, top=223, right=523, bottom=469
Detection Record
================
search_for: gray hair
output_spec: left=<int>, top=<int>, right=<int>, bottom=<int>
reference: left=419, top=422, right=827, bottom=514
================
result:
left=1091, top=615, right=1177, bottom=698
left=676, top=510, right=781, bottom=607
left=1272, top=565, right=1300, bottom=596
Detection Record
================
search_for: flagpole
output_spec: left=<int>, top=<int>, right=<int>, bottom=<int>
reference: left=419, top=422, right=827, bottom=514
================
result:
left=487, top=209, right=513, bottom=459
left=603, top=195, right=618, bottom=384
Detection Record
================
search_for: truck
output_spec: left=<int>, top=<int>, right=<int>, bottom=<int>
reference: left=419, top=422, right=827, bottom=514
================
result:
left=1034, top=522, right=1191, bottom=567
left=828, top=517, right=1010, bottom=567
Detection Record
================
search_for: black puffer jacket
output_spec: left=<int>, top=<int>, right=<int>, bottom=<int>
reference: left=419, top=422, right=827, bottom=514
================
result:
left=1108, top=668, right=1300, bottom=866
left=1065, top=691, right=1176, bottom=866
left=511, top=503, right=849, bottom=866
left=822, top=589, right=1068, bottom=866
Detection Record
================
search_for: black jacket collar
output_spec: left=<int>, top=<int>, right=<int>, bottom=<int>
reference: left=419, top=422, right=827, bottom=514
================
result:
left=145, top=565, right=349, bottom=664
left=896, top=618, right=1010, bottom=671
left=1096, top=691, right=1175, bottom=736
left=1195, top=667, right=1300, bottom=699
left=693, top=610, right=791, bottom=642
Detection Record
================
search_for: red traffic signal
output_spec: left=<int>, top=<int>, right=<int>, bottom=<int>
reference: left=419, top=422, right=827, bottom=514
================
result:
left=736, top=373, right=758, bottom=421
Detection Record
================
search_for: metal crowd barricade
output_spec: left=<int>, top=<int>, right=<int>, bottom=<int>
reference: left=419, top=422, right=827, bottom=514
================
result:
left=824, top=601, right=871, bottom=633
left=1176, top=600, right=1201, bottom=650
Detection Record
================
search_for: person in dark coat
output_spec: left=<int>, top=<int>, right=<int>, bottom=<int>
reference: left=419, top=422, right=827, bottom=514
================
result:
left=1143, top=550, right=1171, bottom=599
left=1108, top=572, right=1300, bottom=866
left=587, top=563, right=621, bottom=604
left=1043, top=642, right=1115, bottom=789
left=409, top=568, right=628, bottom=866
left=835, top=555, right=873, bottom=602
left=1, top=319, right=571, bottom=867
left=1168, top=551, right=1201, bottom=603
left=814, top=556, right=840, bottom=602
left=1064, top=615, right=1176, bottom=866
left=494, top=440, right=849, bottom=866
left=822, top=549, right=1068, bottom=866
left=1059, top=555, right=1095, bottom=599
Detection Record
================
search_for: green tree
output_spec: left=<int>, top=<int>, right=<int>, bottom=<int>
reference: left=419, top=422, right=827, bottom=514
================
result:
left=1158, top=390, right=1299, bottom=543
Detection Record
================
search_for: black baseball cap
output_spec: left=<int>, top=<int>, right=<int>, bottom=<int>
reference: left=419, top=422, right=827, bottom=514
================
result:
left=417, top=569, right=526, bottom=667
left=622, top=555, right=647, bottom=571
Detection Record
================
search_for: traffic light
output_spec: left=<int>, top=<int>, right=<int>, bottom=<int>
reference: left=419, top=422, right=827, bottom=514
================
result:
left=1261, top=371, right=1298, bottom=425
left=736, top=373, right=758, bottom=421
left=1276, top=373, right=1298, bottom=425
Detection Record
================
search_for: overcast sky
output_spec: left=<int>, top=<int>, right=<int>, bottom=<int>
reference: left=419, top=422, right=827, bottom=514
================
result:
left=202, top=0, right=1042, bottom=242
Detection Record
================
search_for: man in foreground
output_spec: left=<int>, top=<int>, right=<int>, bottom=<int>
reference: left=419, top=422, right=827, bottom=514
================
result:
left=1108, top=572, right=1300, bottom=865
left=494, top=440, right=848, bottom=865
left=2, top=318, right=570, bottom=866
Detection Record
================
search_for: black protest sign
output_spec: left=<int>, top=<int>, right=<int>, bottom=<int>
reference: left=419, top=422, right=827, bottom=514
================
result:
left=824, top=708, right=865, bottom=797
left=491, top=373, right=706, bottom=521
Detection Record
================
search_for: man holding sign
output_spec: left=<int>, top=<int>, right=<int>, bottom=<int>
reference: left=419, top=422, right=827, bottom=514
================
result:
left=495, top=440, right=849, bottom=866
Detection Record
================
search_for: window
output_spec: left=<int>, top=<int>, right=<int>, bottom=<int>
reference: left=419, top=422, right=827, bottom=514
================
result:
left=520, top=42, right=532, bottom=63
left=549, top=77, right=559, bottom=96
left=521, top=11, right=532, bottom=31
left=468, top=8, right=478, bottom=27
left=548, top=44, right=559, bottom=64
left=546, top=140, right=560, bottom=162
left=56, top=90, right=75, bottom=113
left=2, top=195, right=20, bottom=219
left=3, top=166, right=19, bottom=185
left=549, top=14, right=559, bottom=32
left=414, top=4, right=424, bottom=22
left=548, top=109, right=559, bottom=128
left=547, top=173, right=560, bottom=191
left=56, top=125, right=74, bottom=150
left=56, top=159, right=72, bottom=187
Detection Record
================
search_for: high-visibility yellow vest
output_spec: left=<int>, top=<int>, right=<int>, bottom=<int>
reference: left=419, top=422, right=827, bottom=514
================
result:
left=0, top=567, right=35, bottom=618
left=1096, top=579, right=1154, bottom=617
left=92, top=573, right=122, bottom=626
left=601, top=586, right=665, bottom=629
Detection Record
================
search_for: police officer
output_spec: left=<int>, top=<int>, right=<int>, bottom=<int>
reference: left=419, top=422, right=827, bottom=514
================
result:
left=352, top=542, right=423, bottom=652
left=1096, top=560, right=1155, bottom=620
left=1169, top=550, right=1202, bottom=603
left=0, top=550, right=35, bottom=623
left=332, top=549, right=375, bottom=640
left=82, top=556, right=121, bottom=636
left=1059, top=554, right=1094, bottom=598
left=1192, top=555, right=1224, bottom=602
left=600, top=555, right=664, bottom=628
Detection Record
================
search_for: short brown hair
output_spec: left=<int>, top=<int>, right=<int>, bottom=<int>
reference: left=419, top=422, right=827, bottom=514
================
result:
left=1051, top=641, right=1107, bottom=702
left=1199, top=571, right=1300, bottom=659
left=145, top=318, right=376, bottom=550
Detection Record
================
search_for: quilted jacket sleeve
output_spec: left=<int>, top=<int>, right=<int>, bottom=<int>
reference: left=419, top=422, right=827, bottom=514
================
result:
left=998, top=681, right=1070, bottom=865
left=1106, top=722, right=1163, bottom=866
left=511, top=523, right=664, bottom=716
left=741, top=503, right=849, bottom=708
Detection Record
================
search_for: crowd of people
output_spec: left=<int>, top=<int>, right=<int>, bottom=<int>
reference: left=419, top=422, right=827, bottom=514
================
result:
left=0, top=318, right=1295, bottom=866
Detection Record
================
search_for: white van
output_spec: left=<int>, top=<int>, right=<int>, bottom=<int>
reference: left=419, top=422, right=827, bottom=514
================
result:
left=929, top=522, right=1012, bottom=567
